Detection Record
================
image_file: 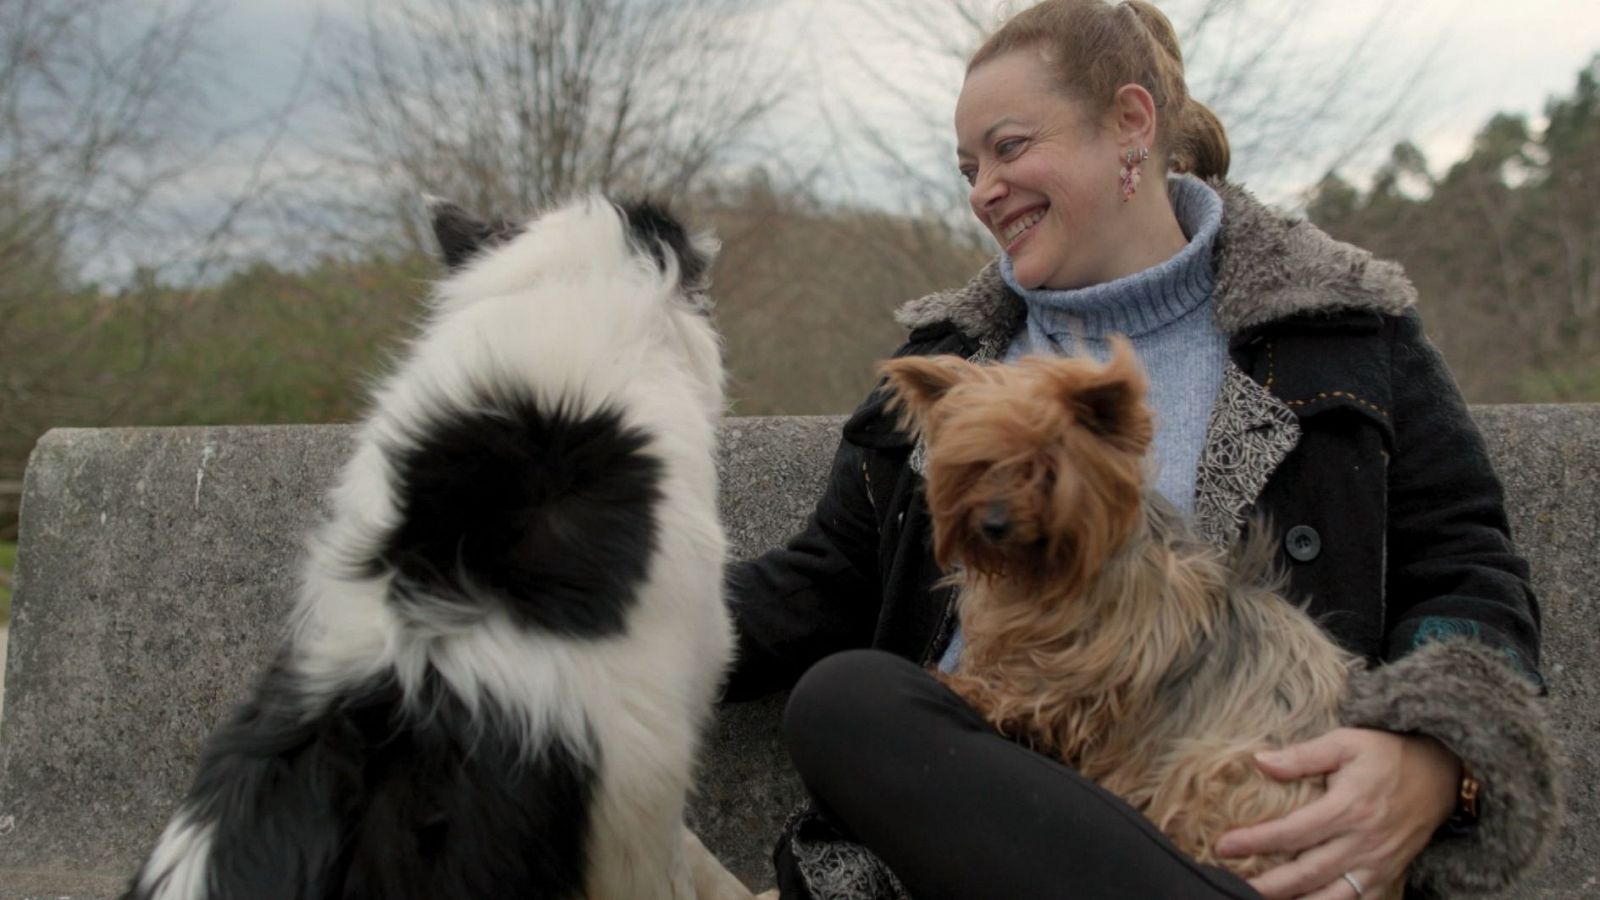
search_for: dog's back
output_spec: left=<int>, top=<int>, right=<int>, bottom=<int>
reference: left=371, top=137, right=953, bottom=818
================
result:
left=133, top=661, right=599, bottom=899
left=1102, top=507, right=1356, bottom=875
left=127, top=197, right=731, bottom=900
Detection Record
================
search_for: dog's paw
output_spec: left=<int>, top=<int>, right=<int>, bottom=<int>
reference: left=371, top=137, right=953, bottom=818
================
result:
left=683, top=827, right=759, bottom=900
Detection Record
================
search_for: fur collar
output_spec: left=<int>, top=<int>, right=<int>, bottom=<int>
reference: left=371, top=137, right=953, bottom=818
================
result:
left=894, top=179, right=1417, bottom=344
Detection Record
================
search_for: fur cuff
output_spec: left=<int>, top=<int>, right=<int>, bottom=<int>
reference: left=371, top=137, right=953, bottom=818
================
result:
left=1341, top=638, right=1563, bottom=896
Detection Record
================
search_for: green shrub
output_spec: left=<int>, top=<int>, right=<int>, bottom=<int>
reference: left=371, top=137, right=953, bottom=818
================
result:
left=1516, top=359, right=1600, bottom=403
left=1510, top=353, right=1600, bottom=403
left=0, top=541, right=15, bottom=624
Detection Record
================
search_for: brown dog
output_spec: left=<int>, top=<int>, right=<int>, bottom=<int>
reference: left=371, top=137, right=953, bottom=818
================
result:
left=880, top=340, right=1392, bottom=890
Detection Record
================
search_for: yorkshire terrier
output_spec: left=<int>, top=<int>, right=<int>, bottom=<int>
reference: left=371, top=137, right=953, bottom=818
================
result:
left=880, top=340, right=1388, bottom=886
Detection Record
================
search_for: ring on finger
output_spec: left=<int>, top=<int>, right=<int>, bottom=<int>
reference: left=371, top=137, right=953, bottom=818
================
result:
left=1342, top=872, right=1365, bottom=897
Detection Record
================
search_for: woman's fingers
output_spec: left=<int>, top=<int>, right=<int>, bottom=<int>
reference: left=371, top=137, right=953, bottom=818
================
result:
left=1253, top=730, right=1358, bottom=780
left=1244, top=834, right=1364, bottom=899
left=1216, top=788, right=1351, bottom=859
left=1297, top=869, right=1378, bottom=900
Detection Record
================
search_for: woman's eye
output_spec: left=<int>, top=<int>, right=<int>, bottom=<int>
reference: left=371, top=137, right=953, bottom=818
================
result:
left=996, top=138, right=1025, bottom=157
left=961, top=167, right=977, bottom=186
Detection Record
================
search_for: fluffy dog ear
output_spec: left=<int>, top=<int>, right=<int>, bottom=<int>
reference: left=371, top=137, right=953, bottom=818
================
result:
left=1069, top=337, right=1153, bottom=454
left=878, top=355, right=976, bottom=437
left=425, top=195, right=516, bottom=271
left=619, top=199, right=718, bottom=294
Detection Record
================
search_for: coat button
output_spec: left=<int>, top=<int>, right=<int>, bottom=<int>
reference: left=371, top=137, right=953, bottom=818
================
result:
left=1284, top=525, right=1322, bottom=562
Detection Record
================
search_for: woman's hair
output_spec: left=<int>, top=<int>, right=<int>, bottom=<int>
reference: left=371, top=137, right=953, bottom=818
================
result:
left=968, top=0, right=1230, bottom=179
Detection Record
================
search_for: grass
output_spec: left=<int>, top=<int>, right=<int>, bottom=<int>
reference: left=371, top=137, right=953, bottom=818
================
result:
left=0, top=541, right=14, bottom=624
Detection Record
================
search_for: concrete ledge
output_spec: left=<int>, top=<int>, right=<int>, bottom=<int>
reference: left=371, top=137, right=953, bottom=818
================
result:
left=0, top=408, right=1596, bottom=898
left=0, top=869, right=127, bottom=900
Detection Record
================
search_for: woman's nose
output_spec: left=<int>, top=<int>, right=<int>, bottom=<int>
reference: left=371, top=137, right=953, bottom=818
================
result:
left=969, top=168, right=1007, bottom=212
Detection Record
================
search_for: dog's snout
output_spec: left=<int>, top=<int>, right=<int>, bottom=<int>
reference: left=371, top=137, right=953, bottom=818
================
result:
left=980, top=501, right=1011, bottom=542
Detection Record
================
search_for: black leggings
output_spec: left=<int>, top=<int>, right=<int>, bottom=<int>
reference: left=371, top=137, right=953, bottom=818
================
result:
left=780, top=649, right=1263, bottom=900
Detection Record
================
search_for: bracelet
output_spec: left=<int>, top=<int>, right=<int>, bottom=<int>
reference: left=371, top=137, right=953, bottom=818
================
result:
left=1443, top=763, right=1481, bottom=834
left=1457, top=765, right=1481, bottom=821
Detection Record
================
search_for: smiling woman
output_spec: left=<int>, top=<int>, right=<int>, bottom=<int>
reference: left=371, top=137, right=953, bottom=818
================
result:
left=954, top=0, right=1222, bottom=290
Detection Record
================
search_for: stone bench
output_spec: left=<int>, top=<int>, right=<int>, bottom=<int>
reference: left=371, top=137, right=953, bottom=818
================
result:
left=1, top=409, right=1596, bottom=899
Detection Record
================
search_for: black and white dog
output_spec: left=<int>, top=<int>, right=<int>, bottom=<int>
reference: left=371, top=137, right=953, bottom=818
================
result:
left=126, top=197, right=751, bottom=899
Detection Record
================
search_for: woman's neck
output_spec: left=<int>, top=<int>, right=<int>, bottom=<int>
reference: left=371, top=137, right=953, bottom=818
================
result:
left=1116, top=198, right=1190, bottom=278
left=1048, top=184, right=1190, bottom=290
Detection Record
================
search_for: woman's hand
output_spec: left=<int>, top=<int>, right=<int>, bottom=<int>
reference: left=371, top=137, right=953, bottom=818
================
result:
left=1214, top=727, right=1459, bottom=899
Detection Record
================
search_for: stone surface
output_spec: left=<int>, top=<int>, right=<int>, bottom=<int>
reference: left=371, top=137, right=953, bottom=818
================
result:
left=0, top=407, right=1595, bottom=898
left=0, top=626, right=8, bottom=723
left=0, top=869, right=126, bottom=900
left=1472, top=405, right=1600, bottom=899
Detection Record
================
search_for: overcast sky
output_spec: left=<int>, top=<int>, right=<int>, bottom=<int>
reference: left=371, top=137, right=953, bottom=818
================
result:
left=194, top=0, right=1600, bottom=214
left=1350, top=0, right=1600, bottom=178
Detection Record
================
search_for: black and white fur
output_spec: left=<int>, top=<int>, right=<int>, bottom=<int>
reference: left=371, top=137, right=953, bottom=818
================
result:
left=126, top=196, right=740, bottom=900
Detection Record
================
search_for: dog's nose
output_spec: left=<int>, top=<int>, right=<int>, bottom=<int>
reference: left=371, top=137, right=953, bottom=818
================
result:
left=980, top=501, right=1011, bottom=542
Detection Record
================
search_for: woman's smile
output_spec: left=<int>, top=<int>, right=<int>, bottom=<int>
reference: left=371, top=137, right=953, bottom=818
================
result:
left=1000, top=206, right=1050, bottom=251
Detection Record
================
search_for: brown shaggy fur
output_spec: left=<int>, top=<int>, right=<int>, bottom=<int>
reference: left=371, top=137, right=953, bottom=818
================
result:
left=881, top=341, right=1390, bottom=888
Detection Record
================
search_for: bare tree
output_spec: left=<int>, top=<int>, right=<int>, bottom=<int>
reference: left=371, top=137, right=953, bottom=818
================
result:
left=0, top=0, right=304, bottom=537
left=322, top=0, right=787, bottom=236
left=0, top=1, right=215, bottom=259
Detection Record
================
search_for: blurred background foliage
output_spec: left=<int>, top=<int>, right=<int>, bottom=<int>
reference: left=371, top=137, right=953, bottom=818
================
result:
left=1308, top=60, right=1600, bottom=403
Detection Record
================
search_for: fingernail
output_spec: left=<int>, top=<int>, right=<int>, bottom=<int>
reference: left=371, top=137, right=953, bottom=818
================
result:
left=1255, top=750, right=1282, bottom=765
left=1215, top=839, right=1237, bottom=857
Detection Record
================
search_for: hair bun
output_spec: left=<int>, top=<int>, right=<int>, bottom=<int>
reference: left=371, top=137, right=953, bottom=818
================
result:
left=1173, top=101, right=1230, bottom=180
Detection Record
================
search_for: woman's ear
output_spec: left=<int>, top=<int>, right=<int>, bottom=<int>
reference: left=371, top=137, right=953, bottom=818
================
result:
left=1110, top=83, right=1158, bottom=152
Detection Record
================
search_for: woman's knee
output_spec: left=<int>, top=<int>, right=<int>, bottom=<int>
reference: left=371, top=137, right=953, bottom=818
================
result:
left=785, top=649, right=903, bottom=734
left=782, top=649, right=916, bottom=779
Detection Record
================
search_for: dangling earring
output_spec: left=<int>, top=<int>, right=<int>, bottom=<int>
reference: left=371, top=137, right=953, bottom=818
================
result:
left=1119, top=146, right=1150, bottom=202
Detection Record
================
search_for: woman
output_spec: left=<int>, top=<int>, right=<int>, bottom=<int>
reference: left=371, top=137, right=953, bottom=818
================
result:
left=723, top=2, right=1558, bottom=898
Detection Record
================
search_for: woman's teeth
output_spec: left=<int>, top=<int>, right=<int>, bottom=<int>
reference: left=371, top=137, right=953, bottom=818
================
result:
left=1004, top=209, right=1046, bottom=244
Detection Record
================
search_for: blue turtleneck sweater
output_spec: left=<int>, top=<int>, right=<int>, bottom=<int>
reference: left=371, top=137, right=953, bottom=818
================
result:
left=940, top=175, right=1227, bottom=674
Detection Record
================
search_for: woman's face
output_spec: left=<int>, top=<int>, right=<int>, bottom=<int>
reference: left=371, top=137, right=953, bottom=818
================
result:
left=955, top=51, right=1123, bottom=291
